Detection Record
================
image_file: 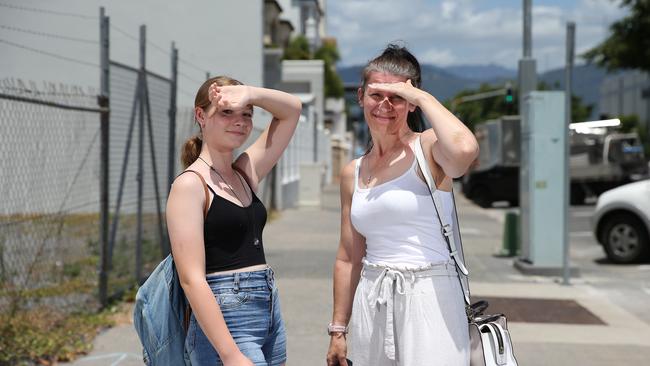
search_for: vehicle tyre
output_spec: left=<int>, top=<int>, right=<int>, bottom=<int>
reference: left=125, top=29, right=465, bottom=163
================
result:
left=471, top=185, right=492, bottom=208
left=600, top=213, right=650, bottom=264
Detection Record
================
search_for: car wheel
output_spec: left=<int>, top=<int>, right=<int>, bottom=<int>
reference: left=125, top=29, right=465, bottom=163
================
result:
left=601, top=213, right=650, bottom=264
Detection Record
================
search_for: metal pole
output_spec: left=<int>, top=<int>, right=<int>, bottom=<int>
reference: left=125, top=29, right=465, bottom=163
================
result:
left=518, top=0, right=537, bottom=115
left=168, top=43, right=178, bottom=194
left=98, top=6, right=110, bottom=307
left=107, top=80, right=140, bottom=270
left=136, top=25, right=146, bottom=283
left=518, top=0, right=537, bottom=261
left=206, top=72, right=210, bottom=80
left=143, top=79, right=168, bottom=258
left=523, top=0, right=532, bottom=58
left=562, top=21, right=575, bottom=285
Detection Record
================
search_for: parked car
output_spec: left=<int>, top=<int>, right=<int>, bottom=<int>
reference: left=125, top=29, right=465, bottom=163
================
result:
left=591, top=179, right=650, bottom=263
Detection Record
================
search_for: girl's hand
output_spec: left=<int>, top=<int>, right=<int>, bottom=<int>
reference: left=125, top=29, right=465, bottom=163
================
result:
left=367, top=79, right=424, bottom=107
left=207, top=84, right=252, bottom=118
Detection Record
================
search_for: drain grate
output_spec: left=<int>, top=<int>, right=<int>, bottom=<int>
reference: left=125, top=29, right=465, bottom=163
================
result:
left=473, top=297, right=606, bottom=325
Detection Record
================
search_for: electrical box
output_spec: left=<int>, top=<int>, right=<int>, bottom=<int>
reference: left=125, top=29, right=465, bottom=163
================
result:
left=518, top=91, right=567, bottom=269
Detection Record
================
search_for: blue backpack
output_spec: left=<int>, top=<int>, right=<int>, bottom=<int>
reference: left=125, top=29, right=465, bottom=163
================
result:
left=133, top=170, right=209, bottom=365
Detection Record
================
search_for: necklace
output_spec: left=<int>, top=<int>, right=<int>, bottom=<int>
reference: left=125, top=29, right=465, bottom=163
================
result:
left=197, top=156, right=250, bottom=205
left=365, top=148, right=402, bottom=185
left=197, top=156, right=261, bottom=249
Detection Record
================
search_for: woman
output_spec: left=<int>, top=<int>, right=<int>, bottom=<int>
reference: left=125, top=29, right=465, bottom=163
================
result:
left=167, top=76, right=301, bottom=366
left=326, top=45, right=479, bottom=366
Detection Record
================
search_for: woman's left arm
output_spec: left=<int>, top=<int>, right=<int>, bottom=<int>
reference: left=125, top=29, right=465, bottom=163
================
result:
left=416, top=91, right=479, bottom=178
left=234, top=87, right=302, bottom=190
left=369, top=81, right=479, bottom=178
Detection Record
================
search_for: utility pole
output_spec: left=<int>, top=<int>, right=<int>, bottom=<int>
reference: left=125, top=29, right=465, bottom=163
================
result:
left=518, top=0, right=537, bottom=264
left=518, top=0, right=537, bottom=113
left=562, top=21, right=576, bottom=285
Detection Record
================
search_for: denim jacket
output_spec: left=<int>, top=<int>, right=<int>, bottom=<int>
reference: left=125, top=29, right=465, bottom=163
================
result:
left=133, top=254, right=191, bottom=365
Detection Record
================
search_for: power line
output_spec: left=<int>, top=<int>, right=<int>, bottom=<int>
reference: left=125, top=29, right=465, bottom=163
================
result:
left=0, top=38, right=99, bottom=68
left=110, top=23, right=171, bottom=58
left=179, top=57, right=208, bottom=74
left=110, top=24, right=139, bottom=43
left=0, top=24, right=98, bottom=44
left=0, top=3, right=96, bottom=20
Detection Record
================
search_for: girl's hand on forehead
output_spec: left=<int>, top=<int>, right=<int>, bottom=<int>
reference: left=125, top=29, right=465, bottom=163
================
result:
left=367, top=79, right=421, bottom=105
left=207, top=83, right=252, bottom=118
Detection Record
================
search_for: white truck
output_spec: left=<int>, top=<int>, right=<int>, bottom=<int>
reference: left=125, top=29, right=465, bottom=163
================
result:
left=461, top=116, right=649, bottom=207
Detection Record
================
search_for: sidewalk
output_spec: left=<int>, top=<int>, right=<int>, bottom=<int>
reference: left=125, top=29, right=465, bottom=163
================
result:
left=63, top=184, right=650, bottom=365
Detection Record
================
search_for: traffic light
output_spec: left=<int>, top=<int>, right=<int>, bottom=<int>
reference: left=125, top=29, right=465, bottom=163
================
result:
left=505, top=87, right=513, bottom=104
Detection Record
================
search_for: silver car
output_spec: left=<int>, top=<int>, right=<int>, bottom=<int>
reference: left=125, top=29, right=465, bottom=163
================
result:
left=592, top=179, right=650, bottom=263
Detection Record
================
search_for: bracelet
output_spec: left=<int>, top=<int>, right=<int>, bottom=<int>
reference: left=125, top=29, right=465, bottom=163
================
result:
left=327, top=322, right=348, bottom=335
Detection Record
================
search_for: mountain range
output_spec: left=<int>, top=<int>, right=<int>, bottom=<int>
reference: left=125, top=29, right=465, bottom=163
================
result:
left=338, top=63, right=610, bottom=119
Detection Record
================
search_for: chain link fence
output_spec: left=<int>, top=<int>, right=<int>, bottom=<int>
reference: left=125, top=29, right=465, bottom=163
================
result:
left=105, top=61, right=172, bottom=298
left=0, top=80, right=103, bottom=316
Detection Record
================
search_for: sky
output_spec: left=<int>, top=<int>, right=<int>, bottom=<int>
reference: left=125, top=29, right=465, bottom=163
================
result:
left=0, top=0, right=630, bottom=102
left=327, top=0, right=629, bottom=72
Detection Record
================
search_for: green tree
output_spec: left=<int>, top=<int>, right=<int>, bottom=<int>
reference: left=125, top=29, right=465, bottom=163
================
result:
left=583, top=0, right=650, bottom=72
left=583, top=0, right=650, bottom=155
left=284, top=36, right=344, bottom=98
left=283, top=35, right=311, bottom=60
left=314, top=40, right=344, bottom=98
left=449, top=83, right=512, bottom=131
left=449, top=81, right=594, bottom=130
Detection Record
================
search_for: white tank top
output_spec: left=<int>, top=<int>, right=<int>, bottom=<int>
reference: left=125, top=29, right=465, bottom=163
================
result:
left=350, top=151, right=454, bottom=268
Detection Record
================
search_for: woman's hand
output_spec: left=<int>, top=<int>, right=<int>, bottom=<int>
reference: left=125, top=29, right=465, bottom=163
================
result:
left=206, top=83, right=252, bottom=118
left=367, top=79, right=425, bottom=107
left=327, top=334, right=349, bottom=366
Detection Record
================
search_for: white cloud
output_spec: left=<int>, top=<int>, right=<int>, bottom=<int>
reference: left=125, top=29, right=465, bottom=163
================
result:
left=421, top=48, right=456, bottom=66
left=328, top=0, right=629, bottom=71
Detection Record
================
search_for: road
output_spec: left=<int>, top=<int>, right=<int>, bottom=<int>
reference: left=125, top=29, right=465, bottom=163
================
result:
left=482, top=200, right=650, bottom=325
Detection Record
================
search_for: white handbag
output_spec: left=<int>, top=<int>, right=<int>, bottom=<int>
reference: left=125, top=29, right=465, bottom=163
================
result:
left=414, top=137, right=518, bottom=366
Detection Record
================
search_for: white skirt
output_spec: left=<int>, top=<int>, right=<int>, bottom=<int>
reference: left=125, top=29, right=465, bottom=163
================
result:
left=348, top=260, right=470, bottom=366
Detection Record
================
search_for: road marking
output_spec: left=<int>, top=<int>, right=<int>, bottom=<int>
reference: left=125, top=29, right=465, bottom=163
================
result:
left=75, top=352, right=142, bottom=365
left=459, top=227, right=482, bottom=235
left=571, top=211, right=594, bottom=218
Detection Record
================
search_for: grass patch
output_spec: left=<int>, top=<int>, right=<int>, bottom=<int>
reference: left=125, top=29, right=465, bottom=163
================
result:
left=0, top=306, right=115, bottom=365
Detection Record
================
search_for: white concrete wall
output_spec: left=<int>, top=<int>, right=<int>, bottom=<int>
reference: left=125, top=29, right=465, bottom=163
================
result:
left=0, top=0, right=264, bottom=107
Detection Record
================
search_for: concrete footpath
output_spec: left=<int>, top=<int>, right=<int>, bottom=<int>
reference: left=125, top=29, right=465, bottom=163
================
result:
left=63, top=184, right=650, bottom=365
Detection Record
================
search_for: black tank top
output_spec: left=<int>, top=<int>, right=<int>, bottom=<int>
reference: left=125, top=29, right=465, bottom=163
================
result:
left=203, top=184, right=267, bottom=272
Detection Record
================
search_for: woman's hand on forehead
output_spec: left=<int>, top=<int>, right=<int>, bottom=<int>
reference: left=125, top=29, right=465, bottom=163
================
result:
left=368, top=79, right=420, bottom=105
left=207, top=83, right=253, bottom=117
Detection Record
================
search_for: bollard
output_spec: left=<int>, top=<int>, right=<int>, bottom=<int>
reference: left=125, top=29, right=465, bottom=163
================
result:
left=498, top=211, right=520, bottom=257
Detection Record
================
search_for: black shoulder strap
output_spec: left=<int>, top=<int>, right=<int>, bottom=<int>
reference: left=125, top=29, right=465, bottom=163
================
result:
left=177, top=170, right=210, bottom=218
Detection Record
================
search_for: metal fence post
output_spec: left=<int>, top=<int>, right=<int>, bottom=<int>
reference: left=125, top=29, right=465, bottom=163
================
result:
left=98, top=6, right=110, bottom=308
left=168, top=43, right=178, bottom=196
left=562, top=22, right=575, bottom=286
left=136, top=25, right=146, bottom=283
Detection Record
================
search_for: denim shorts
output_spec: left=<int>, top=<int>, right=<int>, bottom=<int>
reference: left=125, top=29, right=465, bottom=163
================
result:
left=185, top=267, right=287, bottom=366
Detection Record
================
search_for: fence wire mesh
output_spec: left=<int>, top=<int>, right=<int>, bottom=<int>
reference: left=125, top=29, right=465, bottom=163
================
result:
left=0, top=81, right=102, bottom=316
left=107, top=62, right=171, bottom=298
